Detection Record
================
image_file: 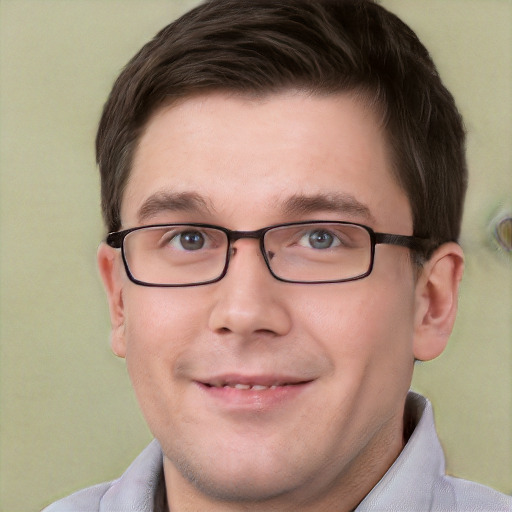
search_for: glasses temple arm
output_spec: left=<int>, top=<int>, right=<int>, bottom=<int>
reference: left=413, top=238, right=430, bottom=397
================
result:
left=375, top=232, right=434, bottom=252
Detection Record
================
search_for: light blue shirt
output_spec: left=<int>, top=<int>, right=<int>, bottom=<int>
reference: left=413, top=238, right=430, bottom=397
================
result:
left=42, top=393, right=512, bottom=511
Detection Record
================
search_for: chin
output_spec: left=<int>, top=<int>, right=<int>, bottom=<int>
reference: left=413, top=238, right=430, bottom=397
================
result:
left=191, top=473, right=292, bottom=504
left=169, top=447, right=306, bottom=505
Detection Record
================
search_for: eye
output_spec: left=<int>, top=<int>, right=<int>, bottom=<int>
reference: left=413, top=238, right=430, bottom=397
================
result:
left=299, top=229, right=341, bottom=249
left=169, top=230, right=206, bottom=251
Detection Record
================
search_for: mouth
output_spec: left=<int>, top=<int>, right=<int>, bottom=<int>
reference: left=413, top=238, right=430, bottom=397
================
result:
left=201, top=374, right=312, bottom=390
left=203, top=380, right=305, bottom=391
left=196, top=374, right=314, bottom=410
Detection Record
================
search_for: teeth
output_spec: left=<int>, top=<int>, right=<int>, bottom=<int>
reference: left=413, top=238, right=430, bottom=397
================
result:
left=234, top=383, right=251, bottom=390
left=218, top=383, right=284, bottom=390
left=207, top=380, right=293, bottom=390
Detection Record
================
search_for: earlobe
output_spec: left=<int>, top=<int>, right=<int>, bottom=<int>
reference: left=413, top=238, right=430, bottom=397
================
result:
left=413, top=242, right=464, bottom=362
left=97, top=243, right=127, bottom=358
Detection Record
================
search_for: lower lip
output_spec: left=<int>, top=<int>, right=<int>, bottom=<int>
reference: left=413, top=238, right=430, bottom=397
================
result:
left=196, top=382, right=312, bottom=411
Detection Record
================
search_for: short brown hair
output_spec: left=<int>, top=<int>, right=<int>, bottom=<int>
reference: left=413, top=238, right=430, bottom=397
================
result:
left=97, top=0, right=467, bottom=259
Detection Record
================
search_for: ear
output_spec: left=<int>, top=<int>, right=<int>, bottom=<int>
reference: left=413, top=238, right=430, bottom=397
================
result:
left=97, top=242, right=127, bottom=358
left=413, top=242, right=465, bottom=361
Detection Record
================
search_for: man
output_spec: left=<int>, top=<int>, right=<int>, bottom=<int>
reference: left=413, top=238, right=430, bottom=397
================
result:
left=44, top=0, right=511, bottom=510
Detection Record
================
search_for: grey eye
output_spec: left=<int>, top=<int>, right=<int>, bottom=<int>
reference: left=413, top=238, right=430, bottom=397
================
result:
left=174, top=231, right=206, bottom=251
left=303, top=229, right=340, bottom=249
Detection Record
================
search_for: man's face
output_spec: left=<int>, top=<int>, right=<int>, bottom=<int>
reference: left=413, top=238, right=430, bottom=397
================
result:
left=102, top=91, right=423, bottom=509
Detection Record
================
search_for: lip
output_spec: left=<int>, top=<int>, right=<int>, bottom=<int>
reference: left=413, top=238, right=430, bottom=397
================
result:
left=195, top=374, right=314, bottom=411
left=204, top=373, right=309, bottom=388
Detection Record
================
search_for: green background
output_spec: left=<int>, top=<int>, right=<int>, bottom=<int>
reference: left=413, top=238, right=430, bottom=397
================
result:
left=1, top=1, right=511, bottom=510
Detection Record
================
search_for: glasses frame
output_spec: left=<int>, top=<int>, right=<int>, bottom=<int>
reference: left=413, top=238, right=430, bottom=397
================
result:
left=106, top=221, right=432, bottom=287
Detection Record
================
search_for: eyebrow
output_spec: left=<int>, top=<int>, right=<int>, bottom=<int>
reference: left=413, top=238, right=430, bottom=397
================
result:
left=136, top=190, right=375, bottom=225
left=137, top=191, right=214, bottom=222
left=282, top=193, right=376, bottom=223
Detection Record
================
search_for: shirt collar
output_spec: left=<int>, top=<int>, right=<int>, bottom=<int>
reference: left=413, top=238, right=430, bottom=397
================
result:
left=99, top=439, right=163, bottom=512
left=355, top=392, right=447, bottom=511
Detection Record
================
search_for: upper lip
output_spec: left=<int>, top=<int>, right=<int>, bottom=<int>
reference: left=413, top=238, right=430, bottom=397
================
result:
left=200, top=374, right=313, bottom=388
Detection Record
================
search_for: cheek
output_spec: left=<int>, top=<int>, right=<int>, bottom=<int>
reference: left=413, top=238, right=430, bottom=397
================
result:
left=297, top=273, right=416, bottom=374
left=121, top=288, right=207, bottom=395
left=123, top=288, right=205, bottom=352
left=120, top=288, right=209, bottom=434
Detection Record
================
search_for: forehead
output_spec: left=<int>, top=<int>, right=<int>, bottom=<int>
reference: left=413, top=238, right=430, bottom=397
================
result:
left=123, top=91, right=411, bottom=233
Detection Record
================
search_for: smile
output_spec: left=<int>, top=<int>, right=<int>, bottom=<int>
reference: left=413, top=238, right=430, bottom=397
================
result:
left=202, top=374, right=312, bottom=390
left=205, top=381, right=293, bottom=390
left=196, top=375, right=314, bottom=411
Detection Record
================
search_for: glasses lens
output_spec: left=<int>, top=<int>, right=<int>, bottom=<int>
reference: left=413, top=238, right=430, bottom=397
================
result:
left=264, top=223, right=372, bottom=282
left=123, top=226, right=228, bottom=285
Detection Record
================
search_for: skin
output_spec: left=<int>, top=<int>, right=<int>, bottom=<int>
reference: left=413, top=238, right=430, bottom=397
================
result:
left=98, top=91, right=464, bottom=512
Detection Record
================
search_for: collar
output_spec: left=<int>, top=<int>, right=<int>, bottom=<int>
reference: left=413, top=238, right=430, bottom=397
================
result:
left=355, top=392, right=450, bottom=510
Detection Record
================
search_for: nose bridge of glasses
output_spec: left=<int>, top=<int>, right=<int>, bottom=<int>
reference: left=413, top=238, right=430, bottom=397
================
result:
left=226, top=228, right=268, bottom=263
left=227, top=228, right=267, bottom=243
left=226, top=227, right=265, bottom=252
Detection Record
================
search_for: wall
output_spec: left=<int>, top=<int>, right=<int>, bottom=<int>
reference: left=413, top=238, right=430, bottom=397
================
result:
left=0, top=1, right=510, bottom=510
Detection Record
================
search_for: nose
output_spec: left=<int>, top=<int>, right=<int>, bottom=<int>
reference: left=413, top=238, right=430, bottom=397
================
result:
left=208, top=239, right=292, bottom=339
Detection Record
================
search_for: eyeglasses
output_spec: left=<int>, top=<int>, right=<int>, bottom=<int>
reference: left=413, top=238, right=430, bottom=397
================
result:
left=106, top=221, right=431, bottom=287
